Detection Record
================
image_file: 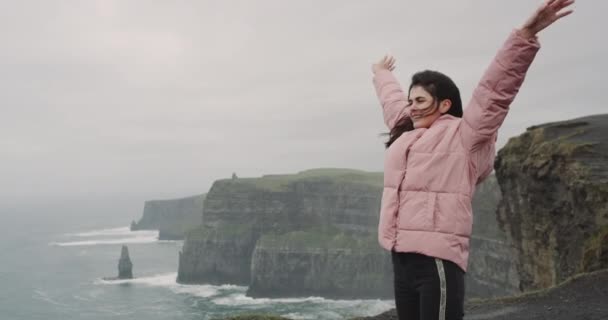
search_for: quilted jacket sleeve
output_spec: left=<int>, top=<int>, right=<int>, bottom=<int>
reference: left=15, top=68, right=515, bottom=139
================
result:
left=461, top=29, right=541, bottom=152
left=373, top=69, right=411, bottom=130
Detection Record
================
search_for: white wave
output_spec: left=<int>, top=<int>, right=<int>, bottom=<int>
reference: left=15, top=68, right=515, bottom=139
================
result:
left=72, top=294, right=93, bottom=302
left=213, top=293, right=394, bottom=318
left=95, top=273, right=178, bottom=286
left=67, top=226, right=133, bottom=237
left=53, top=226, right=186, bottom=246
left=33, top=289, right=70, bottom=307
left=281, top=313, right=317, bottom=320
left=94, top=272, right=393, bottom=319
left=333, top=299, right=395, bottom=317
left=91, top=265, right=392, bottom=318
left=310, top=311, right=343, bottom=320
left=280, top=300, right=394, bottom=320
left=94, top=272, right=245, bottom=298
left=50, top=233, right=159, bottom=246
left=157, top=240, right=184, bottom=245
left=212, top=293, right=389, bottom=307
left=212, top=293, right=332, bottom=306
left=94, top=306, right=136, bottom=317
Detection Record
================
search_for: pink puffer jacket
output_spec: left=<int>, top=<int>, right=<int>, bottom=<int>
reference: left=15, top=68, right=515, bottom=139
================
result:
left=373, top=30, right=540, bottom=272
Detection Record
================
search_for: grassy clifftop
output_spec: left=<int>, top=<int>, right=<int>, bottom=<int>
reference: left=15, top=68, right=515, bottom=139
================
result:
left=215, top=168, right=383, bottom=192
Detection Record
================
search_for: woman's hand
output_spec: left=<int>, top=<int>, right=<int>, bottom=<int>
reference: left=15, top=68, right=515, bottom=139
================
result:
left=520, top=0, right=574, bottom=39
left=372, top=54, right=396, bottom=74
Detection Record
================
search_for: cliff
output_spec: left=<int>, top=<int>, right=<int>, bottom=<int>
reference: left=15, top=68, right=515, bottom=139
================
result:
left=468, top=175, right=521, bottom=297
left=130, top=193, right=205, bottom=240
left=494, top=114, right=608, bottom=291
left=178, top=168, right=515, bottom=299
left=247, top=228, right=393, bottom=298
left=177, top=168, right=391, bottom=298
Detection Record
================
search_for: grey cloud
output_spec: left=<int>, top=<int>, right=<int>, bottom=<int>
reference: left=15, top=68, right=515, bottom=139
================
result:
left=1, top=0, right=606, bottom=201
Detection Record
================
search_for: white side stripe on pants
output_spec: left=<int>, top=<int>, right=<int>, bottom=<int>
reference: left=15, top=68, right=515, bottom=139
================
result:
left=435, top=258, right=447, bottom=320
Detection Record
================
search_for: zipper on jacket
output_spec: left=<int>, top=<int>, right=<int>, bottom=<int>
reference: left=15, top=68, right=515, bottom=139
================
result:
left=393, top=130, right=425, bottom=249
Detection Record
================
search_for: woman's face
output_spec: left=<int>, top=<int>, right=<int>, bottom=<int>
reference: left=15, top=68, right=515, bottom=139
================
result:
left=408, top=86, right=443, bottom=129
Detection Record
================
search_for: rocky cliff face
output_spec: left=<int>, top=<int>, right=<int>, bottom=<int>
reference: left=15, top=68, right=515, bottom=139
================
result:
left=178, top=168, right=518, bottom=299
left=177, top=222, right=257, bottom=285
left=177, top=169, right=389, bottom=296
left=467, top=175, right=521, bottom=297
left=248, top=229, right=393, bottom=299
left=495, top=114, right=608, bottom=291
left=131, top=194, right=205, bottom=240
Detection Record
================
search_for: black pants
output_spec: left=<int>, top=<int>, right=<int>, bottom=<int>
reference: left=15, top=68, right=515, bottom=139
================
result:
left=391, top=251, right=465, bottom=320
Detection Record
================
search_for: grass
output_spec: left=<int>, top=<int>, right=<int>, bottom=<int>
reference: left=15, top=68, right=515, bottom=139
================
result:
left=500, top=126, right=597, bottom=180
left=216, top=168, right=383, bottom=192
left=582, top=224, right=608, bottom=271
left=258, top=227, right=378, bottom=252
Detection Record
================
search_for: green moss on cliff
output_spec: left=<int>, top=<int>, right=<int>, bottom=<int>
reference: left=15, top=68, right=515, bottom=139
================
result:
left=504, top=126, right=595, bottom=159
left=500, top=126, right=598, bottom=181
left=258, top=227, right=377, bottom=252
left=582, top=225, right=608, bottom=272
left=217, top=168, right=383, bottom=192
left=185, top=222, right=256, bottom=242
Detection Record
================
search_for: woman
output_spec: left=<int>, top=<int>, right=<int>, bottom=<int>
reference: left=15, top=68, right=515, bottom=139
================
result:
left=371, top=1, right=574, bottom=319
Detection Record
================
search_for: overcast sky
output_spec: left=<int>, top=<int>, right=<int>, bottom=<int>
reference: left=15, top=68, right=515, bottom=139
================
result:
left=1, top=1, right=606, bottom=208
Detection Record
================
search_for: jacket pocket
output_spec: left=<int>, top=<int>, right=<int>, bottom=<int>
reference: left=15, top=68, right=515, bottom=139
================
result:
left=397, top=190, right=433, bottom=231
left=434, top=193, right=472, bottom=237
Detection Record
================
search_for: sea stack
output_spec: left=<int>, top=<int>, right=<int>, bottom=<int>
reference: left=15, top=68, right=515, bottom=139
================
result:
left=118, top=245, right=133, bottom=279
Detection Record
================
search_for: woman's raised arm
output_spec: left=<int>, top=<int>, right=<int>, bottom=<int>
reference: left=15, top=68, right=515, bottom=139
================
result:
left=460, top=0, right=574, bottom=152
left=372, top=55, right=411, bottom=130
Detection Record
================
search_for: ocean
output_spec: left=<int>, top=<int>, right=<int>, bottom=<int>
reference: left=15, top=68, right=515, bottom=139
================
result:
left=0, top=198, right=393, bottom=320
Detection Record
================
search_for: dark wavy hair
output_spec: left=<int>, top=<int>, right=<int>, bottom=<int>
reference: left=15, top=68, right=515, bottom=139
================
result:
left=384, top=70, right=463, bottom=148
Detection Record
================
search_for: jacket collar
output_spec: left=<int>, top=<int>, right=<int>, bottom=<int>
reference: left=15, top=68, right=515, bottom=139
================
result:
left=430, top=114, right=458, bottom=128
left=410, top=114, right=458, bottom=133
